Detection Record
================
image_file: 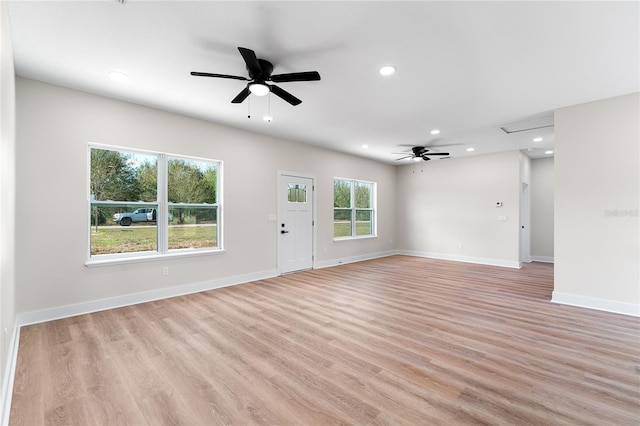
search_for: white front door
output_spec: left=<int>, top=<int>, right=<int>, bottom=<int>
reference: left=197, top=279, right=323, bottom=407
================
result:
left=278, top=173, right=314, bottom=274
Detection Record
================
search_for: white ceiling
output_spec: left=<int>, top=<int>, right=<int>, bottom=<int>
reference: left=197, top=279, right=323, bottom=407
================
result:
left=6, top=1, right=639, bottom=164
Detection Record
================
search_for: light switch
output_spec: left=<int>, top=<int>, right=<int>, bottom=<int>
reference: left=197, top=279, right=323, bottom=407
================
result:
left=268, top=214, right=277, bottom=222
left=498, top=215, right=508, bottom=221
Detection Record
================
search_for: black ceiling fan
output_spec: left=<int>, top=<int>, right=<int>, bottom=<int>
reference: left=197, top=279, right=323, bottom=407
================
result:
left=394, top=146, right=450, bottom=161
left=191, top=47, right=321, bottom=106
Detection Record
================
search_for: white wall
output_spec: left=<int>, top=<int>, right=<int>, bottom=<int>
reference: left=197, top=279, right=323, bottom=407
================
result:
left=554, top=93, right=639, bottom=316
left=0, top=1, right=17, bottom=421
left=530, top=157, right=554, bottom=261
left=15, top=78, right=396, bottom=318
left=396, top=150, right=522, bottom=268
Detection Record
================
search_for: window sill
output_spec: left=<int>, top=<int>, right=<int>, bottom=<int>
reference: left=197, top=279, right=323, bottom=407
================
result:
left=85, top=248, right=225, bottom=267
left=333, top=235, right=378, bottom=242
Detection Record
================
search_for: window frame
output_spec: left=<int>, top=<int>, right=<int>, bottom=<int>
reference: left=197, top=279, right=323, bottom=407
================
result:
left=86, top=143, right=223, bottom=266
left=333, top=177, right=377, bottom=240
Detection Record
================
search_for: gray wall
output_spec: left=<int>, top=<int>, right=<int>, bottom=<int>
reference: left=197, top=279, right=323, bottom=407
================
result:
left=554, top=93, right=639, bottom=315
left=11, top=79, right=640, bottom=326
left=531, top=157, right=554, bottom=261
left=396, top=150, right=522, bottom=267
left=0, top=0, right=17, bottom=412
left=15, top=78, right=397, bottom=316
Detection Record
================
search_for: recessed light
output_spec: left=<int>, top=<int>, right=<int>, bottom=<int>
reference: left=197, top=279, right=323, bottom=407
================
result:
left=430, top=129, right=440, bottom=135
left=545, top=150, right=554, bottom=155
left=361, top=144, right=369, bottom=149
left=466, top=147, right=475, bottom=152
left=533, top=137, right=543, bottom=142
left=379, top=66, right=396, bottom=76
left=108, top=71, right=129, bottom=82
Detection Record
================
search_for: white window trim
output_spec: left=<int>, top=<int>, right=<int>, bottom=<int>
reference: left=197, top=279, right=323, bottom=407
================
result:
left=333, top=177, right=377, bottom=241
left=86, top=143, right=223, bottom=266
left=85, top=248, right=225, bottom=267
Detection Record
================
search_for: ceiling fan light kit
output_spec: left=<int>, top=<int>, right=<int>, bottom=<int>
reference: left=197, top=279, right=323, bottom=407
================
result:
left=191, top=47, right=321, bottom=106
left=249, top=83, right=270, bottom=96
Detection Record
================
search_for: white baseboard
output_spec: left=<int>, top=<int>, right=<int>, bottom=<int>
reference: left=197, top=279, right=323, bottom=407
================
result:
left=552, top=291, right=640, bottom=317
left=315, top=250, right=397, bottom=269
left=531, top=255, right=554, bottom=263
left=17, top=269, right=278, bottom=327
left=397, top=250, right=522, bottom=269
left=1, top=322, right=19, bottom=426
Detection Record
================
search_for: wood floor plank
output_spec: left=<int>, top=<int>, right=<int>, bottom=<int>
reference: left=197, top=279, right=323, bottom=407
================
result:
left=9, top=256, right=640, bottom=425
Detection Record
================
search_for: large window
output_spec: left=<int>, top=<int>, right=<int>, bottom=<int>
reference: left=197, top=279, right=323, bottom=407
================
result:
left=334, top=178, right=376, bottom=239
left=89, top=145, right=221, bottom=262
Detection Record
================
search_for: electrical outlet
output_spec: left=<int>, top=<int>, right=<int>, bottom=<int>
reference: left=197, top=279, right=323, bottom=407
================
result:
left=162, top=266, right=169, bottom=276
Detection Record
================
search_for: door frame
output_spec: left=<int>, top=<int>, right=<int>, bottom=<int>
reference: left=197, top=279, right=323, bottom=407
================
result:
left=277, top=170, right=317, bottom=274
left=520, top=181, right=531, bottom=263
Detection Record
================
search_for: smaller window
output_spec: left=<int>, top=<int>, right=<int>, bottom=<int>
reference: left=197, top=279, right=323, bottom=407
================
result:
left=333, top=178, right=376, bottom=239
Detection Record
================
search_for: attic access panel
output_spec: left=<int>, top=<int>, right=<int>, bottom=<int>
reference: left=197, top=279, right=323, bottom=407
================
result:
left=500, top=116, right=554, bottom=134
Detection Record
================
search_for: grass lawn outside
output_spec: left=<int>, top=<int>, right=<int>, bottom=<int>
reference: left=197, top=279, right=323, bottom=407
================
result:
left=91, top=224, right=217, bottom=255
left=334, top=221, right=372, bottom=238
left=92, top=221, right=371, bottom=255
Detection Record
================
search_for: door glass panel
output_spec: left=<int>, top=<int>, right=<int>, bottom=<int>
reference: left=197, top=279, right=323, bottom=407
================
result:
left=288, top=183, right=307, bottom=203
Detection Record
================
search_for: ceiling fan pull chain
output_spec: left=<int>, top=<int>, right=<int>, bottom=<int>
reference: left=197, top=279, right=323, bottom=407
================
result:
left=247, top=94, right=251, bottom=119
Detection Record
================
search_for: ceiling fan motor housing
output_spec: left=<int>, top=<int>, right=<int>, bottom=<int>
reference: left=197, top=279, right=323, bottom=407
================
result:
left=250, top=59, right=274, bottom=82
left=412, top=146, right=427, bottom=156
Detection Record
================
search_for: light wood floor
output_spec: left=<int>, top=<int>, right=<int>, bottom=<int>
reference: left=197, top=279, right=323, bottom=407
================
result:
left=10, top=256, right=640, bottom=425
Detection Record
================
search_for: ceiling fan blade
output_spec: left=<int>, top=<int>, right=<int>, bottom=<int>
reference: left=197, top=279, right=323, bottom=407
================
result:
left=271, top=71, right=321, bottom=83
left=422, top=152, right=450, bottom=156
left=231, top=87, right=250, bottom=104
left=270, top=85, right=302, bottom=106
left=238, top=47, right=262, bottom=78
left=399, top=143, right=461, bottom=148
left=395, top=155, right=413, bottom=161
left=190, top=71, right=248, bottom=81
